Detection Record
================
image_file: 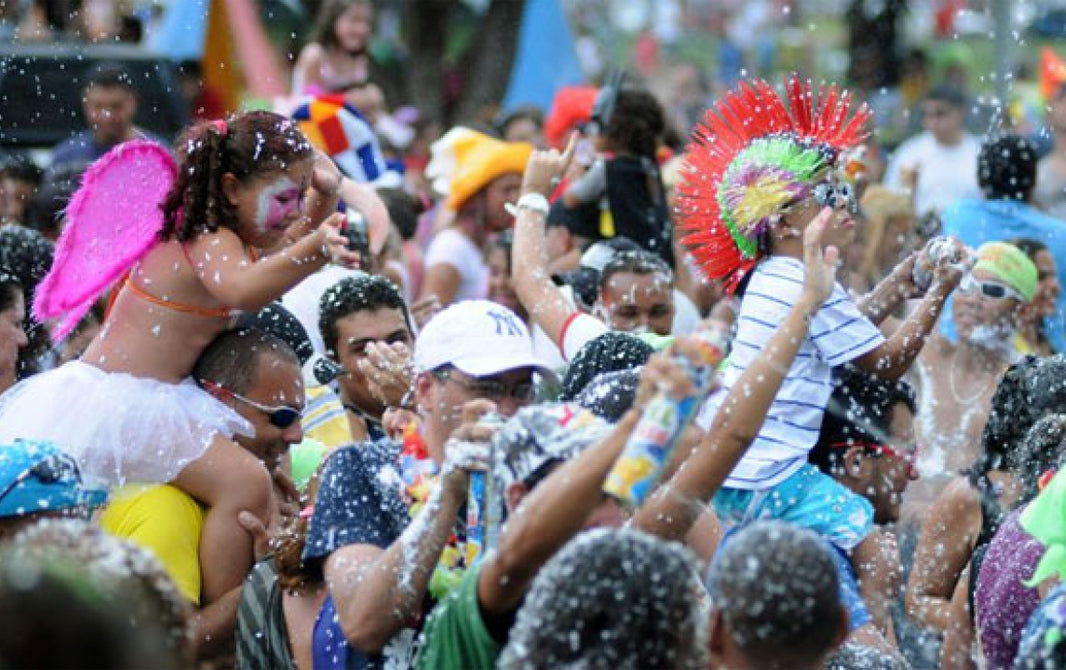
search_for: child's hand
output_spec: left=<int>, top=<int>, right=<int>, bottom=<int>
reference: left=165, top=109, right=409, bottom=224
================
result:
left=311, top=150, right=343, bottom=198
left=440, top=399, right=498, bottom=498
left=800, top=206, right=839, bottom=305
left=888, top=250, right=926, bottom=299
left=521, top=132, right=578, bottom=197
left=317, top=212, right=362, bottom=268
left=931, top=237, right=969, bottom=290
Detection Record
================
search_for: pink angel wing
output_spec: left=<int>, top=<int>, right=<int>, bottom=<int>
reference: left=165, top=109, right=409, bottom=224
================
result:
left=33, top=140, right=177, bottom=342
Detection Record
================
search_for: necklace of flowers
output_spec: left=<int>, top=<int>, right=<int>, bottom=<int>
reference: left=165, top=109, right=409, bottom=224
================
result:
left=397, top=420, right=468, bottom=599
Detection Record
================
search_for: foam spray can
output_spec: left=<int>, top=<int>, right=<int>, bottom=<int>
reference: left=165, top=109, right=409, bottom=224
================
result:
left=602, top=331, right=726, bottom=507
left=912, top=236, right=962, bottom=291
left=465, top=413, right=504, bottom=567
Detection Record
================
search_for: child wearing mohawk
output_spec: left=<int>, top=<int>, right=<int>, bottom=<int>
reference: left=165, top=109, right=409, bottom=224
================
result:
left=679, top=76, right=965, bottom=644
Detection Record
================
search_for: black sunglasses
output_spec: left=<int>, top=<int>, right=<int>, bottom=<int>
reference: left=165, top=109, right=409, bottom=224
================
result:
left=0, top=451, right=82, bottom=507
left=200, top=380, right=303, bottom=429
left=812, top=181, right=859, bottom=215
left=432, top=368, right=536, bottom=403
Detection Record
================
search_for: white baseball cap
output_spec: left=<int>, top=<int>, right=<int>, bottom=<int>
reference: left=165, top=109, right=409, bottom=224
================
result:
left=414, top=300, right=558, bottom=381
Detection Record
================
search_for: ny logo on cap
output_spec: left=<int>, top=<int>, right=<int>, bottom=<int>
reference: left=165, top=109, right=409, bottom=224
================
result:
left=487, top=308, right=523, bottom=336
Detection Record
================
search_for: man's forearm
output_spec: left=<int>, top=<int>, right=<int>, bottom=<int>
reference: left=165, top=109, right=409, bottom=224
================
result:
left=331, top=487, right=464, bottom=652
left=483, top=412, right=635, bottom=614
left=194, top=586, right=242, bottom=661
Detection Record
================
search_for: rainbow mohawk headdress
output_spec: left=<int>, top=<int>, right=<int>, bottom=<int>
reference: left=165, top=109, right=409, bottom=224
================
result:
left=676, top=75, right=872, bottom=292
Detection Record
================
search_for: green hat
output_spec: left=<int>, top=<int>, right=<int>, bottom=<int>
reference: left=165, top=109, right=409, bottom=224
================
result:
left=974, top=241, right=1038, bottom=303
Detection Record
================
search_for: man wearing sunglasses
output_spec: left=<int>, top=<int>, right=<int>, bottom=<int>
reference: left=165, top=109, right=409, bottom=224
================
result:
left=302, top=300, right=556, bottom=669
left=910, top=241, right=1037, bottom=514
left=100, top=327, right=305, bottom=660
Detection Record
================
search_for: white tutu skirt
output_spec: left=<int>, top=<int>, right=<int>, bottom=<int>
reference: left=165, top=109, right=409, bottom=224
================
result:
left=0, top=361, right=252, bottom=486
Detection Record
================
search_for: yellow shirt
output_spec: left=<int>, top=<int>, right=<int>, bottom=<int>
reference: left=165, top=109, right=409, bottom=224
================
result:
left=302, top=384, right=354, bottom=450
left=99, top=484, right=205, bottom=604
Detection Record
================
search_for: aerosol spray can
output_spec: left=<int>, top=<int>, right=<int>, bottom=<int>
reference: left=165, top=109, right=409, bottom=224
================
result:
left=602, top=331, right=726, bottom=507
left=465, top=413, right=504, bottom=567
left=912, top=236, right=961, bottom=291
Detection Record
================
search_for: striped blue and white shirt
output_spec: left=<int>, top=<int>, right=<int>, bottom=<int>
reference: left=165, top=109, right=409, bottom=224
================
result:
left=698, top=256, right=885, bottom=490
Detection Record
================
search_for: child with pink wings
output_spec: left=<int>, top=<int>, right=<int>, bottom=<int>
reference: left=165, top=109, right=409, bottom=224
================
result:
left=0, top=111, right=360, bottom=604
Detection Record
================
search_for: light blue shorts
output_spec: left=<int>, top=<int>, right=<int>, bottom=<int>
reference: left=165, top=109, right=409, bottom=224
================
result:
left=713, top=464, right=874, bottom=551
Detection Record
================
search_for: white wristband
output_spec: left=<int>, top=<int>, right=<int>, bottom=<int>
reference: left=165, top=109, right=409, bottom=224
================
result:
left=505, top=192, right=550, bottom=218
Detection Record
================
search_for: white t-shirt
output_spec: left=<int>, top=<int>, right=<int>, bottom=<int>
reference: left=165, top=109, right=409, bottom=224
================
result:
left=423, top=228, right=488, bottom=302
left=282, top=266, right=364, bottom=355
left=697, top=257, right=885, bottom=490
left=559, top=312, right=610, bottom=362
left=671, top=290, right=701, bottom=336
left=884, top=131, right=981, bottom=217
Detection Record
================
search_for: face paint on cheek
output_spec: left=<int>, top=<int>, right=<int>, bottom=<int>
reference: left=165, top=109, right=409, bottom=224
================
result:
left=254, top=178, right=302, bottom=233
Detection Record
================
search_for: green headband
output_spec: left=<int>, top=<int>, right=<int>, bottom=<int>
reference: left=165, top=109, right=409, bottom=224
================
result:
left=717, top=137, right=831, bottom=257
left=974, top=242, right=1039, bottom=303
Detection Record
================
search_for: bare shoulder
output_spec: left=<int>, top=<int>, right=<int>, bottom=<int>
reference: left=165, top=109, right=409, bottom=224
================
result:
left=933, top=476, right=982, bottom=518
left=295, top=42, right=326, bottom=70
left=324, top=542, right=385, bottom=581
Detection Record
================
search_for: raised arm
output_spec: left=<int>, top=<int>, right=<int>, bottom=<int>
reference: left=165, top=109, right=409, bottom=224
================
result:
left=853, top=251, right=962, bottom=380
left=857, top=252, right=922, bottom=325
left=477, top=410, right=636, bottom=617
left=323, top=461, right=471, bottom=652
left=511, top=135, right=584, bottom=347
left=187, top=219, right=355, bottom=312
left=478, top=349, right=705, bottom=619
left=323, top=404, right=488, bottom=653
left=324, top=487, right=465, bottom=652
left=632, top=207, right=839, bottom=541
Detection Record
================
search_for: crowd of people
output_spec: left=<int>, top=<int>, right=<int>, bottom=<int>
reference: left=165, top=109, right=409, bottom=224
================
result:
left=7, top=1, right=1066, bottom=670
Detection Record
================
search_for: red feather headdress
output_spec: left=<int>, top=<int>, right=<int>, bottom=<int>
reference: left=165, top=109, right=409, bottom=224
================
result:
left=675, top=75, right=872, bottom=292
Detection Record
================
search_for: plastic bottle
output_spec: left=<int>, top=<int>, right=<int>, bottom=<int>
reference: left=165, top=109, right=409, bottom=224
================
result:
left=602, top=332, right=725, bottom=507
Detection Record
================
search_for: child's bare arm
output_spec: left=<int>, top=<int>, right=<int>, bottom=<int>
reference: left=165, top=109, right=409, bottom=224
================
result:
left=187, top=220, right=358, bottom=312
left=854, top=244, right=964, bottom=380
left=512, top=135, right=583, bottom=347
left=853, top=277, right=956, bottom=380
left=857, top=252, right=922, bottom=325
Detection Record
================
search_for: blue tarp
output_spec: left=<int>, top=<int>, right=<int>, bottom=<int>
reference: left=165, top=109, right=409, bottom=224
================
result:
left=147, top=0, right=209, bottom=61
left=940, top=198, right=1066, bottom=353
left=501, top=0, right=585, bottom=113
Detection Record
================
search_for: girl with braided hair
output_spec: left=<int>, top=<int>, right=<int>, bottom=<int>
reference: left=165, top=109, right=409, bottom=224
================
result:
left=0, top=111, right=360, bottom=606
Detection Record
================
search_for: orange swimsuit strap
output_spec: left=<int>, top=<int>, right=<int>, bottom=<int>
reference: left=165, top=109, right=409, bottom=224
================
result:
left=123, top=278, right=234, bottom=319
left=108, top=242, right=260, bottom=321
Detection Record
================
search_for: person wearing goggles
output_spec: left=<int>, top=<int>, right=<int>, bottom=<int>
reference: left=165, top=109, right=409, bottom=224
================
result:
left=911, top=241, right=1038, bottom=500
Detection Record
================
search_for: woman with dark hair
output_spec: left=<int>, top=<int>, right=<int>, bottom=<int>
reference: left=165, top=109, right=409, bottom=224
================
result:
left=907, top=355, right=1066, bottom=633
left=1010, top=237, right=1061, bottom=357
left=0, top=272, right=27, bottom=395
